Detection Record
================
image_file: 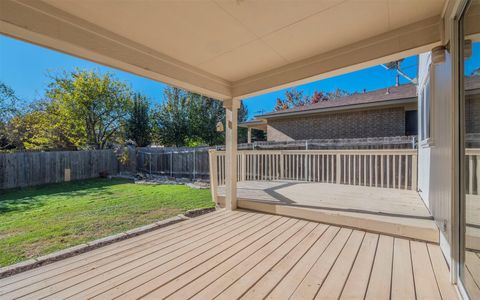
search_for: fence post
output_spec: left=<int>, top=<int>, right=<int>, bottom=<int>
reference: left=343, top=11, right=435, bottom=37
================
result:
left=336, top=153, right=341, bottom=184
left=149, top=153, right=152, bottom=175
left=208, top=149, right=219, bottom=204
left=193, top=150, right=196, bottom=180
left=170, top=152, right=173, bottom=177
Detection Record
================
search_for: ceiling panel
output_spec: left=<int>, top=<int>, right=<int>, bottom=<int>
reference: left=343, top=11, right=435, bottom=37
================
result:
left=39, top=0, right=445, bottom=84
left=213, top=0, right=344, bottom=37
left=388, top=0, right=445, bottom=30
left=199, top=40, right=286, bottom=81
left=44, top=0, right=257, bottom=66
left=261, top=1, right=389, bottom=62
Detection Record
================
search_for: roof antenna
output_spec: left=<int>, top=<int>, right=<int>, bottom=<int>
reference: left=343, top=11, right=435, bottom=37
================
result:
left=381, top=59, right=417, bottom=85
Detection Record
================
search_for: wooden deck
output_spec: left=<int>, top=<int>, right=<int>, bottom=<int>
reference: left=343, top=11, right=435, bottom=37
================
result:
left=0, top=209, right=457, bottom=300
left=217, top=181, right=439, bottom=243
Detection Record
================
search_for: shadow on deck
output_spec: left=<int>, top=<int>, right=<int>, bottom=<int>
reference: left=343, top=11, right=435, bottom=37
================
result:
left=217, top=181, right=439, bottom=243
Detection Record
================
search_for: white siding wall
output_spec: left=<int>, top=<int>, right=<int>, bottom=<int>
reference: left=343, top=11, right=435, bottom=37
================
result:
left=418, top=48, right=455, bottom=263
left=418, top=53, right=431, bottom=206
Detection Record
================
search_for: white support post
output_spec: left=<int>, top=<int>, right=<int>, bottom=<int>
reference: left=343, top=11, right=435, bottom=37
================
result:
left=247, top=128, right=252, bottom=144
left=224, top=98, right=240, bottom=210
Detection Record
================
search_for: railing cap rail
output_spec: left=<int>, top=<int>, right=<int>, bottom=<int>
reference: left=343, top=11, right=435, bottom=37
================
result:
left=210, top=149, right=417, bottom=155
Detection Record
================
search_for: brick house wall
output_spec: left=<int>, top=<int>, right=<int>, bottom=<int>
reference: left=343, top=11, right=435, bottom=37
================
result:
left=466, top=93, right=480, bottom=134
left=267, top=107, right=408, bottom=141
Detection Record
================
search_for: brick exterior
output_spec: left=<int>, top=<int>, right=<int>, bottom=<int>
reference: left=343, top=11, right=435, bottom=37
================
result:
left=466, top=94, right=480, bottom=134
left=267, top=107, right=407, bottom=142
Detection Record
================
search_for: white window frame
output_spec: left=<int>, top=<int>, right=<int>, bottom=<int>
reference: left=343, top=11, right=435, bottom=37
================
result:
left=419, top=66, right=434, bottom=147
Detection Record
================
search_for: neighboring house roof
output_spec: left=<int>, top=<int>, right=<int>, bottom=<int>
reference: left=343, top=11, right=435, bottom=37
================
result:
left=258, top=84, right=417, bottom=119
left=240, top=76, right=480, bottom=128
left=238, top=119, right=267, bottom=131
left=466, top=75, right=480, bottom=94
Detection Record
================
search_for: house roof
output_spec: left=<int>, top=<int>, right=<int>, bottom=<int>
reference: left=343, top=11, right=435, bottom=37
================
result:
left=466, top=75, right=480, bottom=92
left=238, top=119, right=267, bottom=131
left=258, top=84, right=417, bottom=119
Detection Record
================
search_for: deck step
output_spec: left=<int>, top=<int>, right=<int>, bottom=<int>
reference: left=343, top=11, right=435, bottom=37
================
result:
left=217, top=196, right=439, bottom=243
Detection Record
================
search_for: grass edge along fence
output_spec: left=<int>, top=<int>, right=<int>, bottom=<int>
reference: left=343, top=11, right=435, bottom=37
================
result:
left=0, top=150, right=125, bottom=190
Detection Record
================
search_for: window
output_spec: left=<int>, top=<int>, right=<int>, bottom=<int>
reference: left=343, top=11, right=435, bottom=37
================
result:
left=420, top=78, right=431, bottom=143
left=405, top=110, right=418, bottom=136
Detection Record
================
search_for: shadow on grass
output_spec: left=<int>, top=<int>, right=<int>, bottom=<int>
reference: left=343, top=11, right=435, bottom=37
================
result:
left=0, top=178, right=131, bottom=214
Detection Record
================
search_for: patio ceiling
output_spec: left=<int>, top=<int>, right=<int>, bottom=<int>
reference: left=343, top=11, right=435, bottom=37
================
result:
left=0, top=0, right=445, bottom=100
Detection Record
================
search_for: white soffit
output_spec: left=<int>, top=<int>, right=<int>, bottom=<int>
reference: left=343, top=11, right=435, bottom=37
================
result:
left=1, top=0, right=445, bottom=99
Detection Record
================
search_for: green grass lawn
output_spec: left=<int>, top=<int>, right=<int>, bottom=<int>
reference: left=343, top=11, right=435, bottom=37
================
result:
left=0, top=178, right=213, bottom=267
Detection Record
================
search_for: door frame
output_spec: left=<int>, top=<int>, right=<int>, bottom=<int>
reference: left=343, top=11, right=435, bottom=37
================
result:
left=454, top=0, right=474, bottom=298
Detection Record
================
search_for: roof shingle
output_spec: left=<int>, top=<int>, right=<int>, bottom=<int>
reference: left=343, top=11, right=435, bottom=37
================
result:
left=259, top=84, right=417, bottom=118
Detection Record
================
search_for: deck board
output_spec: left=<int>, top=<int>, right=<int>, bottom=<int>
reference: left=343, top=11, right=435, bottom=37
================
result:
left=340, top=233, right=378, bottom=300
left=365, top=235, right=394, bottom=300
left=391, top=238, right=415, bottom=300
left=0, top=209, right=458, bottom=300
left=11, top=212, right=254, bottom=299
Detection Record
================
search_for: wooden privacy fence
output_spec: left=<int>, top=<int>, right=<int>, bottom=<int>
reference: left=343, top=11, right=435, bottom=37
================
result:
left=209, top=149, right=418, bottom=191
left=0, top=150, right=122, bottom=189
left=136, top=149, right=210, bottom=178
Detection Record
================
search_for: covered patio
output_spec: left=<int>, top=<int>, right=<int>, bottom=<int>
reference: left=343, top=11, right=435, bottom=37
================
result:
left=0, top=210, right=457, bottom=300
left=0, top=0, right=465, bottom=298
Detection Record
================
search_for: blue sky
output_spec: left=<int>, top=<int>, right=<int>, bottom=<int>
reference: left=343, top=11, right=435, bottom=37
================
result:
left=0, top=34, right=424, bottom=119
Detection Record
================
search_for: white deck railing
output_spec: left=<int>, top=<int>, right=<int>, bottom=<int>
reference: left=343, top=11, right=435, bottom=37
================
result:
left=466, top=148, right=480, bottom=195
left=209, top=149, right=418, bottom=192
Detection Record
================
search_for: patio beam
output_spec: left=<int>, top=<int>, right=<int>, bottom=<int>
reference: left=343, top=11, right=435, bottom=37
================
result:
left=0, top=0, right=232, bottom=100
left=224, top=98, right=240, bottom=210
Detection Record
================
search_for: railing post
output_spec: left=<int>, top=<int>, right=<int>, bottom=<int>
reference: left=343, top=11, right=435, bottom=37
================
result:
left=241, top=152, right=246, bottom=182
left=280, top=152, right=284, bottom=180
left=208, top=149, right=218, bottom=205
left=412, top=153, right=418, bottom=191
left=336, top=153, right=341, bottom=184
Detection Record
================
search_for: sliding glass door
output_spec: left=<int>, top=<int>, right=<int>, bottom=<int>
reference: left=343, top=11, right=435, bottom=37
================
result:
left=460, top=0, right=480, bottom=298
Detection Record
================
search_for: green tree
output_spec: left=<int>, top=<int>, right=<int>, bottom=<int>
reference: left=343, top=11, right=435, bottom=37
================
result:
left=0, top=82, right=23, bottom=150
left=187, top=93, right=224, bottom=146
left=0, top=82, right=20, bottom=123
left=151, top=87, right=249, bottom=146
left=46, top=69, right=133, bottom=149
left=126, top=93, right=151, bottom=147
left=237, top=101, right=249, bottom=143
left=151, top=87, right=190, bottom=147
